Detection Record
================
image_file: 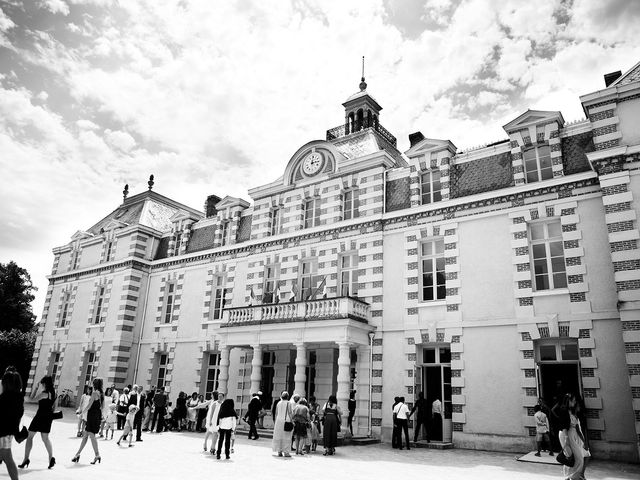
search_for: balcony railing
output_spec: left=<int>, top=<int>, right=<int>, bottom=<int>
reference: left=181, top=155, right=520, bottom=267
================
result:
left=326, top=122, right=397, bottom=147
left=222, top=296, right=371, bottom=327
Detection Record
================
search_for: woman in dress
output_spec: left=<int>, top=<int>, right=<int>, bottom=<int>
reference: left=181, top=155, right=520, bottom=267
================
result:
left=98, top=387, right=113, bottom=438
left=272, top=391, right=293, bottom=457
left=72, top=377, right=104, bottom=465
left=0, top=368, right=25, bottom=480
left=215, top=398, right=237, bottom=459
left=292, top=398, right=310, bottom=455
left=116, top=387, right=130, bottom=430
left=175, top=391, right=187, bottom=431
left=186, top=392, right=199, bottom=431
left=20, top=375, right=56, bottom=469
left=322, top=394, right=342, bottom=456
left=553, top=393, right=590, bottom=480
left=76, top=385, right=91, bottom=437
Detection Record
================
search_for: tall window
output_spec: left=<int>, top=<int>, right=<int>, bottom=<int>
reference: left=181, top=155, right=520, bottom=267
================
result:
left=339, top=253, right=359, bottom=297
left=263, top=265, right=279, bottom=303
left=94, top=286, right=105, bottom=324
left=164, top=283, right=176, bottom=323
left=210, top=276, right=226, bottom=320
left=105, top=241, right=114, bottom=262
left=221, top=221, right=231, bottom=246
left=420, top=240, right=446, bottom=301
left=343, top=189, right=359, bottom=220
left=156, top=354, right=168, bottom=388
left=60, top=292, right=71, bottom=327
left=270, top=207, right=282, bottom=236
left=421, top=170, right=442, bottom=205
left=204, top=352, right=220, bottom=397
left=304, top=198, right=321, bottom=228
left=173, top=232, right=182, bottom=256
left=83, top=352, right=96, bottom=386
left=71, top=250, right=80, bottom=270
left=49, top=352, right=60, bottom=380
left=530, top=221, right=567, bottom=290
left=299, top=259, right=318, bottom=300
left=524, top=145, right=553, bottom=183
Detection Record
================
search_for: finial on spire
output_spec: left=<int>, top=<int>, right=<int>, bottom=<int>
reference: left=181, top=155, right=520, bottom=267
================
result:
left=359, top=55, right=367, bottom=91
left=122, top=184, right=129, bottom=202
left=148, top=174, right=154, bottom=191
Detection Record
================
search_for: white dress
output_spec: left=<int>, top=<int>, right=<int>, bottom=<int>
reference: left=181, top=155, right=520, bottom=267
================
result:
left=559, top=413, right=590, bottom=480
left=271, top=400, right=292, bottom=453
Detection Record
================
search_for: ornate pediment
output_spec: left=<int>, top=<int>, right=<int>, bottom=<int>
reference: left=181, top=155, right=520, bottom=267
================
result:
left=100, top=219, right=128, bottom=232
left=503, top=109, right=564, bottom=134
left=70, top=230, right=93, bottom=241
left=215, top=195, right=250, bottom=210
left=404, top=138, right=457, bottom=159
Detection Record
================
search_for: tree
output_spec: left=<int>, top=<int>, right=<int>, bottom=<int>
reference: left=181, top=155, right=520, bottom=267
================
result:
left=0, top=261, right=37, bottom=332
left=0, top=328, right=36, bottom=386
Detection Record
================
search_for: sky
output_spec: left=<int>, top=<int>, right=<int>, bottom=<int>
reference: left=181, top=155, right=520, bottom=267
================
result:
left=1, top=0, right=640, bottom=319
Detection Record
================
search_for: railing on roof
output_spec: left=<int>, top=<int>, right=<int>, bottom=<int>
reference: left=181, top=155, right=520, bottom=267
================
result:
left=221, top=296, right=371, bottom=327
left=326, top=122, right=397, bottom=147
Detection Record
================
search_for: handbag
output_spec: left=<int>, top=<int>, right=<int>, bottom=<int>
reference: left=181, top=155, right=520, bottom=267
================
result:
left=52, top=410, right=63, bottom=420
left=283, top=405, right=294, bottom=432
left=51, top=394, right=63, bottom=420
left=15, top=426, right=28, bottom=443
left=556, top=450, right=575, bottom=467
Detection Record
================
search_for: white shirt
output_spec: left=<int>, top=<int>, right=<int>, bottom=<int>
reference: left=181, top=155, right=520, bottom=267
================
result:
left=393, top=402, right=410, bottom=420
left=218, top=416, right=237, bottom=430
left=432, top=399, right=442, bottom=415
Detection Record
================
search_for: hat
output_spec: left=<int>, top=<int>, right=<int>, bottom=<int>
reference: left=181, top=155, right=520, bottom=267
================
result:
left=257, top=391, right=263, bottom=395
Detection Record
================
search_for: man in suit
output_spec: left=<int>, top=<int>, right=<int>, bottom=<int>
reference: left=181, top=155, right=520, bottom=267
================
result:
left=128, top=384, right=146, bottom=441
left=410, top=391, right=430, bottom=442
left=244, top=392, right=262, bottom=440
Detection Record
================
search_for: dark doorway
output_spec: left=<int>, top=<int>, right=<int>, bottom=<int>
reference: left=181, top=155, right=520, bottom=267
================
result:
left=540, top=363, right=581, bottom=407
left=424, top=366, right=443, bottom=441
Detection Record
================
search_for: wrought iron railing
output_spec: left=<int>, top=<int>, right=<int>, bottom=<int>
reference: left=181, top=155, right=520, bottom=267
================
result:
left=222, top=296, right=371, bottom=326
left=326, top=122, right=397, bottom=147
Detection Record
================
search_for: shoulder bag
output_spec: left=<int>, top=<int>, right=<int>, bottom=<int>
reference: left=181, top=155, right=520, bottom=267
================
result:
left=556, top=450, right=575, bottom=467
left=52, top=394, right=63, bottom=420
left=283, top=404, right=294, bottom=432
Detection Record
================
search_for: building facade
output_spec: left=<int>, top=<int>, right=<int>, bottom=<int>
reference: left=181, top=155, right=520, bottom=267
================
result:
left=29, top=64, right=640, bottom=461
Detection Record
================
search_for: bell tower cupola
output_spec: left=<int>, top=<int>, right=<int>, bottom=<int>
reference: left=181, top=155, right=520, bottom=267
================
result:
left=342, top=56, right=382, bottom=135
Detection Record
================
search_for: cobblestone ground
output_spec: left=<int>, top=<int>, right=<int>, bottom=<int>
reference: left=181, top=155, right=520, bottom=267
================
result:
left=5, top=406, right=639, bottom=480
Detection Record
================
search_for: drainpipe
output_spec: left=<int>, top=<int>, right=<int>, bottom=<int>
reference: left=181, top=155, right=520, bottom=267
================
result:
left=368, top=330, right=375, bottom=437
left=132, top=238, right=154, bottom=384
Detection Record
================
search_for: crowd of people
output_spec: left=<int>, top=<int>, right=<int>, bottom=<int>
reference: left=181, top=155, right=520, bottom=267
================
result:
left=0, top=365, right=590, bottom=480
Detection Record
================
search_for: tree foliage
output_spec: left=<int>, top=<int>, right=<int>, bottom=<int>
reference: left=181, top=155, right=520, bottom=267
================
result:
left=0, top=328, right=36, bottom=387
left=0, top=261, right=37, bottom=332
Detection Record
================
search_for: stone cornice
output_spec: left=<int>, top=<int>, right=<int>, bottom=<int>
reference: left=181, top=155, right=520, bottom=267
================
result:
left=48, top=259, right=151, bottom=284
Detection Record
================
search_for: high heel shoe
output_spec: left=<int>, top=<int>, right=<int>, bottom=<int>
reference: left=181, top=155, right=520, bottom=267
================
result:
left=71, top=455, right=80, bottom=463
left=90, top=456, right=101, bottom=464
left=48, top=457, right=56, bottom=469
left=18, top=459, right=30, bottom=468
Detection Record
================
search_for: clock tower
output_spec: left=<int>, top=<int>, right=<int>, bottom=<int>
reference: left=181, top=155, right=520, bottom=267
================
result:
left=342, top=57, right=383, bottom=135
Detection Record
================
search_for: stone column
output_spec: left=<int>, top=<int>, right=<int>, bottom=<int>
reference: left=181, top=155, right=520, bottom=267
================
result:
left=218, top=345, right=231, bottom=395
left=336, top=342, right=351, bottom=414
left=250, top=344, right=263, bottom=394
left=293, top=343, right=307, bottom=396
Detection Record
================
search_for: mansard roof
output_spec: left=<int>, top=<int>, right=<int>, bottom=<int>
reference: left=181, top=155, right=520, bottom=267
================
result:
left=87, top=190, right=203, bottom=236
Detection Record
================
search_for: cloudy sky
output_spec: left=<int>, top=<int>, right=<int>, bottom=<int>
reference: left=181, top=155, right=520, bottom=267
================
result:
left=1, top=0, right=639, bottom=318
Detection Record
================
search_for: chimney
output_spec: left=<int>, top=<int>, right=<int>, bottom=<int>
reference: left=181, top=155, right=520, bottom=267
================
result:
left=604, top=71, right=622, bottom=87
left=409, top=131, right=425, bottom=147
left=204, top=194, right=222, bottom=218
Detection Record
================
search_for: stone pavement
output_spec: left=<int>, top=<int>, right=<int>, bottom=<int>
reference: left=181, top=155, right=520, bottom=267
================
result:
left=6, top=405, right=639, bottom=480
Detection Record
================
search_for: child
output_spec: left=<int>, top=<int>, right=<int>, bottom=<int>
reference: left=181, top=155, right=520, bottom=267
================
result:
left=104, top=403, right=118, bottom=440
left=117, top=404, right=138, bottom=447
left=534, top=404, right=553, bottom=456
left=310, top=410, right=320, bottom=452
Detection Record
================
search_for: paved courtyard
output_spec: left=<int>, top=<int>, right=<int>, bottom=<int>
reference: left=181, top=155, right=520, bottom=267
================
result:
left=6, top=405, right=639, bottom=480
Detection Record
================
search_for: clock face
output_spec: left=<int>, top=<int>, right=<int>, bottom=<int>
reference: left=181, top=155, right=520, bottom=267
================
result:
left=302, top=152, right=323, bottom=176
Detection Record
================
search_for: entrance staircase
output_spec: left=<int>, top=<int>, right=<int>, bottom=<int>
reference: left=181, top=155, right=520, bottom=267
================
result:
left=412, top=440, right=453, bottom=449
left=235, top=425, right=380, bottom=446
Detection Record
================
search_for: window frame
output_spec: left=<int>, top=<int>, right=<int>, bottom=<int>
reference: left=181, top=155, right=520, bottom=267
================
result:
left=419, top=239, right=446, bottom=302
left=338, top=252, right=359, bottom=297
left=342, top=189, right=360, bottom=221
left=60, top=291, right=71, bottom=327
left=420, top=169, right=442, bottom=205
left=210, top=275, right=227, bottom=320
left=83, top=351, right=96, bottom=386
left=298, top=258, right=318, bottom=300
left=270, top=207, right=282, bottom=236
left=220, top=220, right=231, bottom=246
left=303, top=197, right=321, bottom=229
left=49, top=352, right=60, bottom=380
left=523, top=144, right=553, bottom=184
left=105, top=240, right=114, bottom=262
left=529, top=220, right=567, bottom=291
left=94, top=286, right=105, bottom=324
left=204, top=352, right=221, bottom=396
left=164, top=282, right=176, bottom=324
left=156, top=354, right=168, bottom=389
left=263, top=264, right=280, bottom=303
left=71, top=250, right=80, bottom=270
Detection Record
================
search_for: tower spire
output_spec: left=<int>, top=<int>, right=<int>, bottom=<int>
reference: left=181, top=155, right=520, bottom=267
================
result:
left=359, top=56, right=367, bottom=91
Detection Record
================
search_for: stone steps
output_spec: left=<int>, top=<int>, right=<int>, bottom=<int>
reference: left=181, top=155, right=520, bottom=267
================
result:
left=412, top=440, right=454, bottom=449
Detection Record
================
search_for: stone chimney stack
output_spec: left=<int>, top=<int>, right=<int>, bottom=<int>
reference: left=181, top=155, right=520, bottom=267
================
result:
left=204, top=194, right=222, bottom=218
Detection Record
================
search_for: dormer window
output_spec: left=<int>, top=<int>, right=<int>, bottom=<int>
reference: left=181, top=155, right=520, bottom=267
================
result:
left=304, top=198, right=321, bottom=229
left=270, top=207, right=282, bottom=236
left=173, top=231, right=182, bottom=256
left=343, top=189, right=359, bottom=220
left=105, top=241, right=114, bottom=262
left=71, top=250, right=80, bottom=270
left=524, top=145, right=553, bottom=183
left=421, top=170, right=442, bottom=205
left=220, top=220, right=231, bottom=246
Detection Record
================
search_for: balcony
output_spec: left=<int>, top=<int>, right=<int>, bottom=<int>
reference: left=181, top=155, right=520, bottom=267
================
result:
left=222, top=296, right=371, bottom=327
left=326, top=122, right=397, bottom=147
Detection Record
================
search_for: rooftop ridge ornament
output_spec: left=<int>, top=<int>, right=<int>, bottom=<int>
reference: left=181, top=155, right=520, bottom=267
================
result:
left=148, top=174, right=154, bottom=190
left=122, top=184, right=129, bottom=202
left=359, top=55, right=367, bottom=91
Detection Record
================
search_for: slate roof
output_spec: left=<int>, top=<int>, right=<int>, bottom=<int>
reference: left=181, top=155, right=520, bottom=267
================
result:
left=450, top=152, right=513, bottom=199
left=185, top=225, right=217, bottom=254
left=385, top=177, right=411, bottom=212
left=154, top=236, right=170, bottom=260
left=236, top=215, right=253, bottom=243
left=612, top=61, right=640, bottom=87
left=561, top=131, right=594, bottom=176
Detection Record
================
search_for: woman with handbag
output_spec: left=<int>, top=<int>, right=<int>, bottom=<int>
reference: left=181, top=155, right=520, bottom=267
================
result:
left=19, top=375, right=56, bottom=470
left=271, top=391, right=293, bottom=457
left=321, top=394, right=342, bottom=456
left=71, top=377, right=104, bottom=465
left=0, top=368, right=24, bottom=480
left=553, top=393, right=590, bottom=480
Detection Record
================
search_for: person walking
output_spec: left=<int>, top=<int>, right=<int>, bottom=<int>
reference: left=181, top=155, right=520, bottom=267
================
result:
left=272, top=391, right=293, bottom=457
left=98, top=387, right=113, bottom=438
left=150, top=387, right=167, bottom=433
left=410, top=391, right=429, bottom=443
left=116, top=405, right=138, bottom=447
left=116, top=387, right=130, bottom=430
left=76, top=385, right=91, bottom=437
left=71, top=377, right=104, bottom=465
left=347, top=390, right=356, bottom=436
left=203, top=392, right=223, bottom=453
left=393, top=396, right=411, bottom=450
left=293, top=398, right=310, bottom=455
left=215, top=399, right=237, bottom=460
left=20, top=375, right=56, bottom=469
left=244, top=392, right=262, bottom=440
left=321, top=394, right=342, bottom=456
left=0, top=368, right=25, bottom=480
left=553, top=393, right=590, bottom=480
left=128, top=385, right=145, bottom=441
left=391, top=396, right=400, bottom=448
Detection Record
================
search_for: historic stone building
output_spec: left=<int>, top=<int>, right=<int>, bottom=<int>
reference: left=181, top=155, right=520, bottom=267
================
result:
left=29, top=63, right=640, bottom=461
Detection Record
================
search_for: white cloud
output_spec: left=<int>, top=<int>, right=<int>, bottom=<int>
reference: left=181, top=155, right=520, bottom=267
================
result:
left=41, top=0, right=70, bottom=16
left=104, top=129, right=135, bottom=153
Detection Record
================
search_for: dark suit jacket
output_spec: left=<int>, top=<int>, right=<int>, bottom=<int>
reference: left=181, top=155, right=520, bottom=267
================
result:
left=128, top=393, right=146, bottom=416
left=247, top=397, right=262, bottom=420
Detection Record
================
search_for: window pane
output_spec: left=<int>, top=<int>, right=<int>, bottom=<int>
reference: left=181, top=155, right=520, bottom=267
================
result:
left=530, top=224, right=544, bottom=240
left=532, top=244, right=547, bottom=259
left=561, top=343, right=579, bottom=360
left=526, top=170, right=539, bottom=183
left=553, top=273, right=567, bottom=288
left=423, top=349, right=436, bottom=364
left=551, top=257, right=566, bottom=273
left=535, top=275, right=549, bottom=290
left=423, top=273, right=433, bottom=287
left=423, top=286, right=434, bottom=301
left=523, top=149, right=536, bottom=161
left=440, top=348, right=451, bottom=363
left=539, top=345, right=556, bottom=361
left=435, top=240, right=444, bottom=254
left=421, top=243, right=432, bottom=256
left=547, top=222, right=562, bottom=238
left=549, top=241, right=564, bottom=257
left=341, top=256, right=350, bottom=268
left=534, top=259, right=548, bottom=275
left=436, top=285, right=446, bottom=299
